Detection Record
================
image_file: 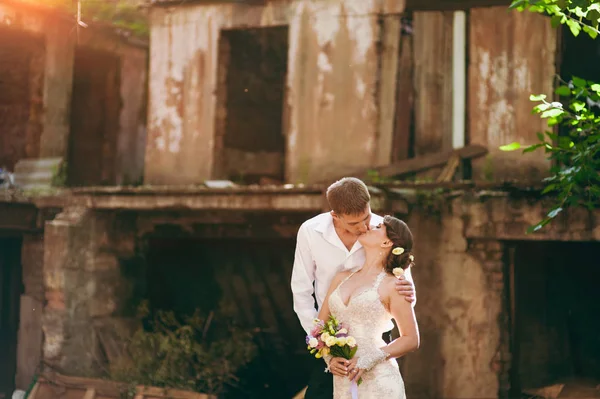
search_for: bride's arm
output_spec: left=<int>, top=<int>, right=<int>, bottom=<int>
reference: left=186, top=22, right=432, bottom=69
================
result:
left=352, top=278, right=419, bottom=377
left=384, top=280, right=420, bottom=356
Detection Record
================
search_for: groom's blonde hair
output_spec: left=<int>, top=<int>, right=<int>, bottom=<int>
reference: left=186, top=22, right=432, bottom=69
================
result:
left=326, top=177, right=370, bottom=216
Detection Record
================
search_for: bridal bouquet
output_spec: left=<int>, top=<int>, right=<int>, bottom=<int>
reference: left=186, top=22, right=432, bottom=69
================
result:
left=305, top=315, right=357, bottom=360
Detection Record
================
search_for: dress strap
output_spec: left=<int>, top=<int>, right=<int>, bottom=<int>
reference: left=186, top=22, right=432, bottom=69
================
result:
left=373, top=271, right=387, bottom=291
left=337, top=271, right=357, bottom=289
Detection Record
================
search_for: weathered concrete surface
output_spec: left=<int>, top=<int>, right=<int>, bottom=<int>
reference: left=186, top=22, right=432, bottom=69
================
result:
left=0, top=25, right=44, bottom=171
left=469, top=7, right=556, bottom=181
left=398, top=192, right=600, bottom=399
left=116, top=43, right=148, bottom=185
left=65, top=185, right=386, bottom=211
left=13, top=184, right=597, bottom=396
left=41, top=207, right=139, bottom=376
left=15, top=235, right=45, bottom=388
left=146, top=0, right=406, bottom=185
left=0, top=1, right=147, bottom=184
left=403, top=205, right=503, bottom=399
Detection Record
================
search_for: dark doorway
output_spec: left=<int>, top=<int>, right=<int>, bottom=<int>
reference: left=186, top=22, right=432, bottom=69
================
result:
left=0, top=27, right=44, bottom=172
left=144, top=236, right=309, bottom=398
left=0, top=237, right=23, bottom=397
left=507, top=241, right=600, bottom=395
left=214, top=27, right=289, bottom=184
left=557, top=25, right=600, bottom=144
left=68, top=47, right=121, bottom=186
left=559, top=25, right=600, bottom=86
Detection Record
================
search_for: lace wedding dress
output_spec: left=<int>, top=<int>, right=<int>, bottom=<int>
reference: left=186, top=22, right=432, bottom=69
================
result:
left=329, top=271, right=406, bottom=399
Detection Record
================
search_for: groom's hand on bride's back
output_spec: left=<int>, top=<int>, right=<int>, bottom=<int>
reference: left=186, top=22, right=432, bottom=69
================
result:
left=395, top=275, right=416, bottom=304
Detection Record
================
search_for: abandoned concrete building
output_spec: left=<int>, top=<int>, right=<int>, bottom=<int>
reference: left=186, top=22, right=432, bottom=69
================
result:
left=1, top=0, right=599, bottom=398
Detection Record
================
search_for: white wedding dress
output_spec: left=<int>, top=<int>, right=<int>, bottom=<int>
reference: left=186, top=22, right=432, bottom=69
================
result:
left=329, top=271, right=406, bottom=399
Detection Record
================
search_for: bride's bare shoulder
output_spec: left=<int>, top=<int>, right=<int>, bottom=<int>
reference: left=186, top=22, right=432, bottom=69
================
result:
left=379, top=273, right=399, bottom=293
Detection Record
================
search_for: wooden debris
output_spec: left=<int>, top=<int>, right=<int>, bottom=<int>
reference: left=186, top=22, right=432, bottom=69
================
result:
left=320, top=144, right=488, bottom=184
left=28, top=372, right=215, bottom=399
left=436, top=153, right=461, bottom=183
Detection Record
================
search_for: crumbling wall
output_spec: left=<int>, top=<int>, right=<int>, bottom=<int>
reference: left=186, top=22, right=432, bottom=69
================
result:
left=402, top=204, right=504, bottom=399
left=0, top=26, right=45, bottom=171
left=0, top=1, right=147, bottom=184
left=400, top=193, right=600, bottom=399
left=15, top=235, right=45, bottom=388
left=42, top=208, right=139, bottom=375
left=146, top=0, right=405, bottom=185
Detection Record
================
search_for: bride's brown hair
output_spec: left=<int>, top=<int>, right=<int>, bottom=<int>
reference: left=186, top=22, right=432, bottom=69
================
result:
left=382, top=215, right=415, bottom=274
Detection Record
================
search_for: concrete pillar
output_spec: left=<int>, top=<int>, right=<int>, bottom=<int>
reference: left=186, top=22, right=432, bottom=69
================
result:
left=39, top=23, right=75, bottom=159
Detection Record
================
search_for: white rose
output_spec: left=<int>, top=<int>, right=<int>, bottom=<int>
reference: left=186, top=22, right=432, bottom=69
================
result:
left=392, top=267, right=404, bottom=278
left=309, top=337, right=319, bottom=348
left=338, top=328, right=348, bottom=335
left=346, top=336, right=357, bottom=348
left=321, top=332, right=330, bottom=341
left=325, top=336, right=337, bottom=347
left=336, top=337, right=347, bottom=346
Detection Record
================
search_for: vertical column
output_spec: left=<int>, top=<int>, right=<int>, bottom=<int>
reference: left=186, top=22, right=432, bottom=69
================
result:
left=452, top=11, right=466, bottom=151
left=469, top=239, right=512, bottom=399
left=39, top=23, right=75, bottom=159
left=15, top=235, right=44, bottom=389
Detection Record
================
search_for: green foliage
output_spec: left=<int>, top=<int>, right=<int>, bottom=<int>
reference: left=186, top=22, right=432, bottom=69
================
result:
left=81, top=1, right=149, bottom=37
left=366, top=170, right=391, bottom=184
left=500, top=78, right=600, bottom=232
left=51, top=161, right=68, bottom=187
left=27, top=0, right=148, bottom=37
left=110, top=302, right=258, bottom=396
left=414, top=188, right=447, bottom=219
left=510, top=0, right=600, bottom=38
left=503, top=1, right=600, bottom=232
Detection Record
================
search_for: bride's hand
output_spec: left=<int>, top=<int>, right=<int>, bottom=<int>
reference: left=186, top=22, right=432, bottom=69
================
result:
left=346, top=357, right=362, bottom=381
left=329, top=357, right=350, bottom=377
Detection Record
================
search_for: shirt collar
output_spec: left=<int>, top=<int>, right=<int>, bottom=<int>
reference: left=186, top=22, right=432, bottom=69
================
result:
left=315, top=212, right=332, bottom=234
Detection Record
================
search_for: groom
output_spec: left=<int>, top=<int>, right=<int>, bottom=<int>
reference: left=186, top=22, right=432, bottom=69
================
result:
left=291, top=177, right=416, bottom=399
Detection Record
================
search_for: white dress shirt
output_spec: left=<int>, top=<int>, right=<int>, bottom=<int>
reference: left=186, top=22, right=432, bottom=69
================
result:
left=291, top=212, right=387, bottom=334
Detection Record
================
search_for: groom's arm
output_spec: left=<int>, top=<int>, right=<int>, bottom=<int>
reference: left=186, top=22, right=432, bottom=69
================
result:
left=395, top=267, right=417, bottom=307
left=291, top=224, right=317, bottom=334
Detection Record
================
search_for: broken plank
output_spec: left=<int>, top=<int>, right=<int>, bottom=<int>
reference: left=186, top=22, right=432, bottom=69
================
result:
left=376, top=145, right=487, bottom=178
left=320, top=145, right=487, bottom=184
left=436, top=153, right=461, bottom=183
left=405, top=0, right=511, bottom=11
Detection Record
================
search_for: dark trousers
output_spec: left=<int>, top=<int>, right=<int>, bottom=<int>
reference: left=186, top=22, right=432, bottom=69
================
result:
left=304, top=357, right=333, bottom=399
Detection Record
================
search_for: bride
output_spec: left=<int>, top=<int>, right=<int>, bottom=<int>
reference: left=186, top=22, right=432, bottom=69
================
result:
left=317, top=215, right=420, bottom=399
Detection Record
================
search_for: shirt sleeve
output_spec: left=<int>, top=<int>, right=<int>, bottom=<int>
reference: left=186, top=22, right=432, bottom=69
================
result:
left=404, top=265, right=417, bottom=307
left=291, top=224, right=318, bottom=334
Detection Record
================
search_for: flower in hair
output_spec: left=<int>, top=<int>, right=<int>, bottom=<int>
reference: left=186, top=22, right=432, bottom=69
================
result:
left=409, top=254, right=414, bottom=262
left=392, top=247, right=404, bottom=255
left=392, top=267, right=404, bottom=278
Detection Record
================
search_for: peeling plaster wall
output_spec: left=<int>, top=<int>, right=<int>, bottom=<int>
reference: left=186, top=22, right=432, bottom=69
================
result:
left=402, top=195, right=600, bottom=399
left=0, top=25, right=44, bottom=171
left=146, top=0, right=406, bottom=185
left=468, top=7, right=556, bottom=181
left=403, top=205, right=503, bottom=399
left=0, top=2, right=147, bottom=183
